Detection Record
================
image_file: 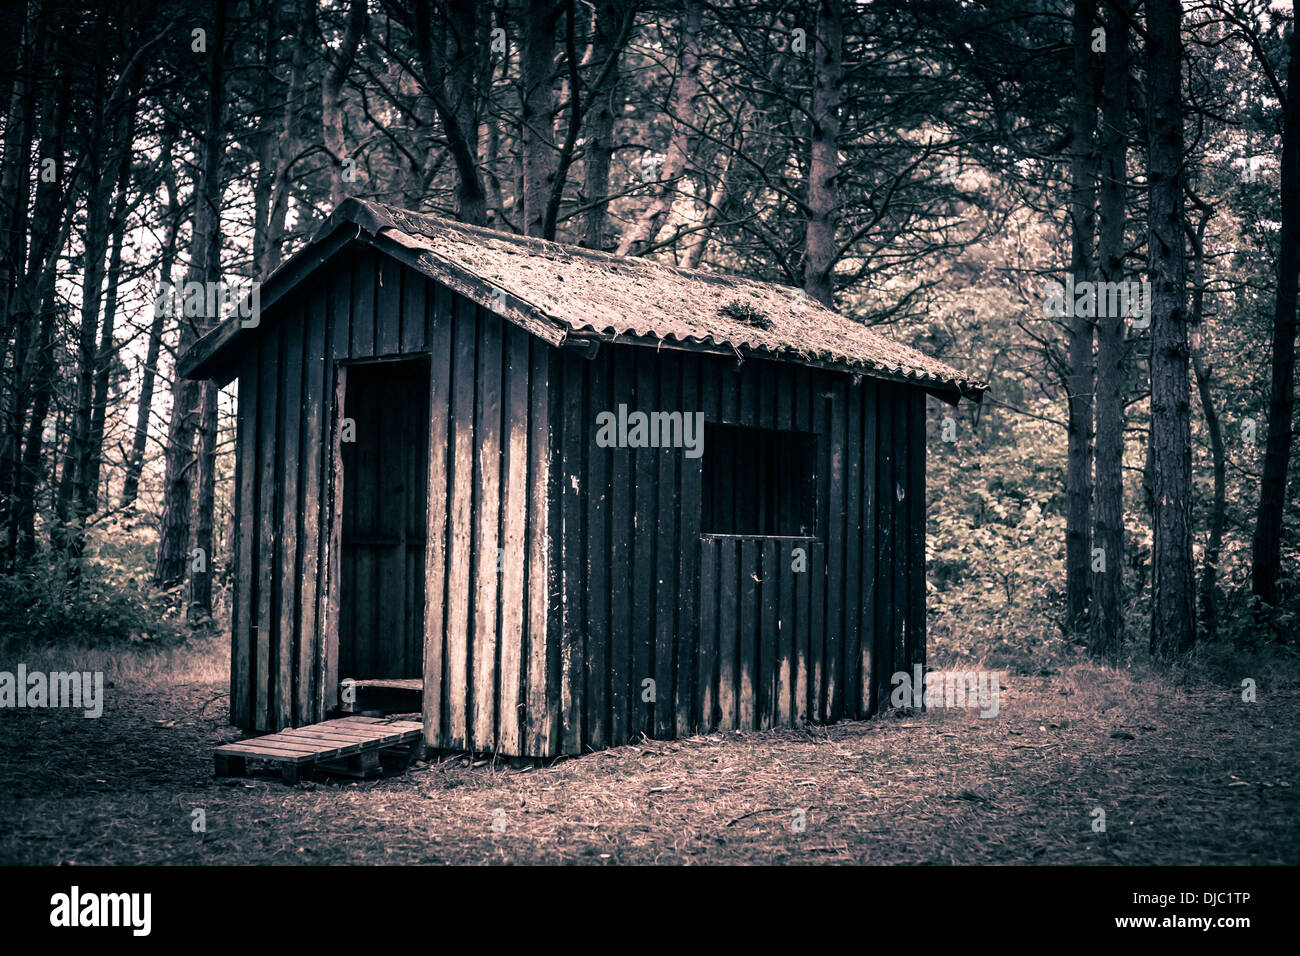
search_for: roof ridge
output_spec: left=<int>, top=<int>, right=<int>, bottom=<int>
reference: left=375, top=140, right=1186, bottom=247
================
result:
left=367, top=200, right=823, bottom=298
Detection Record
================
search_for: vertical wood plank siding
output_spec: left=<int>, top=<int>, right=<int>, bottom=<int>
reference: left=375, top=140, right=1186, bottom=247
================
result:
left=229, top=250, right=554, bottom=751
left=228, top=249, right=928, bottom=756
left=548, top=344, right=928, bottom=755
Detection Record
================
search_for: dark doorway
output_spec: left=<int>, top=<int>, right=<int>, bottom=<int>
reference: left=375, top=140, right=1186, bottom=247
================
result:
left=339, top=359, right=430, bottom=682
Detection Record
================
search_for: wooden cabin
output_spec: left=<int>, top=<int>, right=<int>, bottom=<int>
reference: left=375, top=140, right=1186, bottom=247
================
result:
left=181, top=199, right=986, bottom=759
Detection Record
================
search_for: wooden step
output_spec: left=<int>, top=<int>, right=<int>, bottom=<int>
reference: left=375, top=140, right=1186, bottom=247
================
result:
left=215, top=717, right=423, bottom=784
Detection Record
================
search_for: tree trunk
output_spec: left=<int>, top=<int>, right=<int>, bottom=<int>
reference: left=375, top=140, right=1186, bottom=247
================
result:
left=680, top=153, right=732, bottom=269
left=322, top=0, right=367, bottom=207
left=1, top=23, right=68, bottom=570
left=0, top=0, right=39, bottom=336
left=616, top=0, right=701, bottom=255
left=412, top=0, right=488, bottom=226
left=187, top=4, right=230, bottom=620
left=1146, top=0, right=1195, bottom=659
left=55, top=41, right=115, bottom=564
left=14, top=280, right=57, bottom=565
left=156, top=0, right=227, bottom=589
left=260, top=1, right=312, bottom=278
left=1089, top=1, right=1129, bottom=660
left=84, top=99, right=138, bottom=512
left=521, top=0, right=561, bottom=237
left=121, top=123, right=181, bottom=510
left=802, top=0, right=842, bottom=308
left=1188, top=209, right=1225, bottom=641
left=1065, top=0, right=1099, bottom=636
left=581, top=0, right=627, bottom=249
left=1250, top=18, right=1300, bottom=606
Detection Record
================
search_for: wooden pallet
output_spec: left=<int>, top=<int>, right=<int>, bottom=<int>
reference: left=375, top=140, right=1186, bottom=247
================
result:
left=215, top=716, right=423, bottom=784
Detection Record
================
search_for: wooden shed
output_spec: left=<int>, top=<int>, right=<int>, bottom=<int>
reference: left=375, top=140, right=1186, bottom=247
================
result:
left=182, top=199, right=986, bottom=759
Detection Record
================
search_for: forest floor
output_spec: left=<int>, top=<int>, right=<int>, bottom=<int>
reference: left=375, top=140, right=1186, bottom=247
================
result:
left=1, top=639, right=1297, bottom=865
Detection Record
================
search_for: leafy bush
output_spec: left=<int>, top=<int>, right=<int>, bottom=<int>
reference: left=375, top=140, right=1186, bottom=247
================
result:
left=0, top=515, right=221, bottom=650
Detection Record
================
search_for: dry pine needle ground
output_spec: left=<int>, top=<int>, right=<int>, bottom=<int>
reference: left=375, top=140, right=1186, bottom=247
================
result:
left=0, top=645, right=1295, bottom=865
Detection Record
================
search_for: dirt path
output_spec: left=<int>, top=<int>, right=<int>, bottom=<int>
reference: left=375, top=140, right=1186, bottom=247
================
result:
left=1, top=667, right=1296, bottom=865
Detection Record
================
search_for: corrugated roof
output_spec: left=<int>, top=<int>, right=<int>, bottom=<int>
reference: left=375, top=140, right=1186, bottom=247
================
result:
left=183, top=199, right=986, bottom=400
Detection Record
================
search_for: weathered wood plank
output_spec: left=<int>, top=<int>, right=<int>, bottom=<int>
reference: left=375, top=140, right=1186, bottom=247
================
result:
left=402, top=271, right=426, bottom=353
left=825, top=381, right=845, bottom=722
left=350, top=251, right=376, bottom=358
left=794, top=535, right=810, bottom=723
left=631, top=350, right=656, bottom=738
left=526, top=340, right=557, bottom=757
left=809, top=537, right=825, bottom=723
left=444, top=293, right=477, bottom=748
left=323, top=363, right=346, bottom=716
left=717, top=537, right=738, bottom=731
left=874, top=389, right=895, bottom=713
left=330, top=256, right=351, bottom=361
left=472, top=312, right=503, bottom=751
left=233, top=354, right=258, bottom=728
left=424, top=281, right=451, bottom=748
left=738, top=537, right=759, bottom=730
left=585, top=352, right=609, bottom=751
left=254, top=326, right=281, bottom=731
left=843, top=380, right=862, bottom=719
left=299, top=295, right=327, bottom=723
left=777, top=541, right=795, bottom=725
left=498, top=325, right=530, bottom=755
left=276, top=305, right=303, bottom=728
left=653, top=359, right=680, bottom=739
left=859, top=380, right=878, bottom=715
left=759, top=538, right=779, bottom=729
left=909, top=389, right=927, bottom=692
left=607, top=347, right=634, bottom=745
left=559, top=351, right=585, bottom=754
left=376, top=253, right=402, bottom=355
left=893, top=388, right=910, bottom=700
left=698, top=536, right=718, bottom=733
left=676, top=355, right=701, bottom=734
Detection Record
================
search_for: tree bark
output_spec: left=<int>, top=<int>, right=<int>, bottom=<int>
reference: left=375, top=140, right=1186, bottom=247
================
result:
left=1250, top=17, right=1300, bottom=605
left=260, top=1, right=312, bottom=279
left=84, top=98, right=139, bottom=512
left=1065, top=0, right=1099, bottom=636
left=412, top=0, right=488, bottom=225
left=802, top=0, right=842, bottom=308
left=121, top=123, right=181, bottom=510
left=1146, top=0, right=1195, bottom=659
left=615, top=0, right=700, bottom=255
left=521, top=0, right=562, bottom=237
left=55, top=29, right=116, bottom=562
left=580, top=0, right=629, bottom=248
left=322, top=0, right=367, bottom=207
left=156, top=0, right=227, bottom=589
left=0, top=17, right=64, bottom=571
left=1188, top=208, right=1225, bottom=641
left=1090, top=1, right=1129, bottom=660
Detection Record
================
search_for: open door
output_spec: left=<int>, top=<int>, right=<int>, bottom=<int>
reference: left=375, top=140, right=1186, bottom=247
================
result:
left=337, top=359, right=431, bottom=695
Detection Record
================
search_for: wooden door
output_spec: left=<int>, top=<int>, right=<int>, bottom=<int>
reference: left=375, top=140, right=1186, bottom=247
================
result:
left=338, top=359, right=431, bottom=679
